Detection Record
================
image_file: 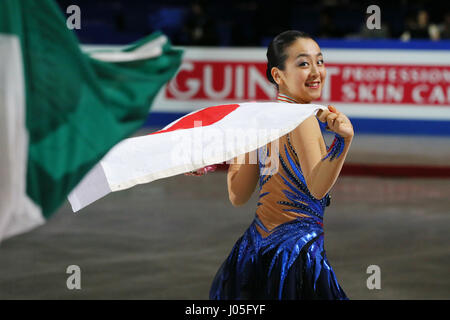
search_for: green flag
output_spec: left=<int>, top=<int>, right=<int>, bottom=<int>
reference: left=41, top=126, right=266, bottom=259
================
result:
left=0, top=0, right=183, bottom=241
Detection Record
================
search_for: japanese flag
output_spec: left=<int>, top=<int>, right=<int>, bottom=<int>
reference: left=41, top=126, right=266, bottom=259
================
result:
left=68, top=102, right=327, bottom=212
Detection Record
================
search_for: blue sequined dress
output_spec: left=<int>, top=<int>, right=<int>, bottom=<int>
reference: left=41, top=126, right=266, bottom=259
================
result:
left=209, top=112, right=348, bottom=300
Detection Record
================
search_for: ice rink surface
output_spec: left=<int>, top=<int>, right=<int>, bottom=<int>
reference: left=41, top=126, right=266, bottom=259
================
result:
left=0, top=131, right=449, bottom=300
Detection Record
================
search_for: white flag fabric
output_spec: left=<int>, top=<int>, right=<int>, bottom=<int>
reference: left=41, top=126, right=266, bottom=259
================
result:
left=68, top=102, right=327, bottom=212
left=0, top=35, right=45, bottom=241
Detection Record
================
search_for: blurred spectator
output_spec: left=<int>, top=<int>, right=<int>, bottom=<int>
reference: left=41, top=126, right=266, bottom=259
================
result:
left=181, top=1, right=219, bottom=46
left=401, top=9, right=440, bottom=41
left=438, top=12, right=450, bottom=39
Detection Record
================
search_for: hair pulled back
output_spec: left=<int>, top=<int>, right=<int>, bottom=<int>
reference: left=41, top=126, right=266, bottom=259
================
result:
left=266, top=30, right=314, bottom=89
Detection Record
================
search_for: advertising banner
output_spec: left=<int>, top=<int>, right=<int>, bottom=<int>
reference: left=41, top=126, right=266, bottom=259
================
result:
left=149, top=46, right=450, bottom=135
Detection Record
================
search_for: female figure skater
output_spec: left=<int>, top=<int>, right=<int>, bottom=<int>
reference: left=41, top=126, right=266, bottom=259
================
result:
left=189, top=30, right=353, bottom=299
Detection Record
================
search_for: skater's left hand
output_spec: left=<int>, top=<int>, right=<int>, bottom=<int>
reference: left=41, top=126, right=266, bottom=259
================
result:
left=184, top=165, right=217, bottom=177
left=317, top=105, right=354, bottom=139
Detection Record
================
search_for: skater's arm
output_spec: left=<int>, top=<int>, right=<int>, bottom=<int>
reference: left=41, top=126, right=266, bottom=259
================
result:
left=290, top=107, right=354, bottom=199
left=227, top=151, right=259, bottom=207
